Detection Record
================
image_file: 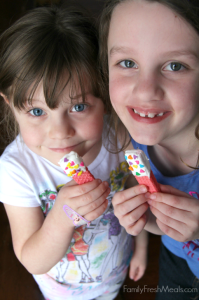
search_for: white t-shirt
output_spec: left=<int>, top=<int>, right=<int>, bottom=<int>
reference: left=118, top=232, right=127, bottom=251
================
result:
left=0, top=135, right=133, bottom=300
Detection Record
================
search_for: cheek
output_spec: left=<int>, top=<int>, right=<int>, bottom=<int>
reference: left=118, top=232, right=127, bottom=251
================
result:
left=20, top=130, right=33, bottom=147
left=109, top=76, right=129, bottom=104
left=85, top=116, right=104, bottom=139
left=189, top=81, right=199, bottom=112
left=109, top=81, right=126, bottom=117
left=19, top=124, right=44, bottom=146
left=173, top=80, right=199, bottom=113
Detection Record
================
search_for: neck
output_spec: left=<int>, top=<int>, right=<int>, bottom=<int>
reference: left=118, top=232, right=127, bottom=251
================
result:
left=148, top=135, right=199, bottom=177
left=82, top=138, right=102, bottom=167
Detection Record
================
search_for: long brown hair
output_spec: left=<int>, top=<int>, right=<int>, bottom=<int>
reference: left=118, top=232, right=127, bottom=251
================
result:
left=99, top=0, right=199, bottom=151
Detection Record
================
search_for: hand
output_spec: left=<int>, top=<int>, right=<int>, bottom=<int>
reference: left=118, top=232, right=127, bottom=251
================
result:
left=129, top=248, right=147, bottom=281
left=112, top=185, right=149, bottom=235
left=55, top=179, right=110, bottom=224
left=146, top=184, right=199, bottom=242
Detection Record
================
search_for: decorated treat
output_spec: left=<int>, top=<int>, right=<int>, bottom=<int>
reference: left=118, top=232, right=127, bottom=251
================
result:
left=125, top=150, right=160, bottom=193
left=58, top=151, right=95, bottom=184
left=58, top=151, right=95, bottom=226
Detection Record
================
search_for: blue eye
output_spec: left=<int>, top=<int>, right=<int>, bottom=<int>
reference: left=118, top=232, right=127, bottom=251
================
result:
left=29, top=108, right=45, bottom=116
left=120, top=60, right=137, bottom=68
left=165, top=62, right=185, bottom=71
left=71, top=104, right=87, bottom=112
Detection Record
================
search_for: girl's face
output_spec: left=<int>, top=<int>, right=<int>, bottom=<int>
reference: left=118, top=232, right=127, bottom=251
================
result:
left=108, top=0, right=199, bottom=146
left=12, top=81, right=105, bottom=166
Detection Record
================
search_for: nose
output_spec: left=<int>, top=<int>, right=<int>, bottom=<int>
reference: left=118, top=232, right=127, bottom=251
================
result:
left=48, top=116, right=75, bottom=139
left=133, top=71, right=164, bottom=103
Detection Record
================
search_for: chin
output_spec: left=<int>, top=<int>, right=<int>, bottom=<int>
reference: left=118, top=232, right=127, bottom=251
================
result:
left=131, top=132, right=160, bottom=146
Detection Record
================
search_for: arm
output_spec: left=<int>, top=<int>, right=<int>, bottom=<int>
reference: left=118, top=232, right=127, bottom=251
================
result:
left=5, top=179, right=109, bottom=274
left=4, top=203, right=75, bottom=275
left=129, top=229, right=148, bottom=281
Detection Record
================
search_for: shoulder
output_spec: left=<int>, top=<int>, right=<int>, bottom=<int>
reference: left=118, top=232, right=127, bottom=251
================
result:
left=0, top=136, right=34, bottom=172
left=0, top=137, right=22, bottom=170
left=1, top=137, right=19, bottom=159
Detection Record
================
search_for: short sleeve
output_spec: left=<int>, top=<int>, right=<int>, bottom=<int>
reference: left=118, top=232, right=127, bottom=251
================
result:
left=0, top=156, right=41, bottom=207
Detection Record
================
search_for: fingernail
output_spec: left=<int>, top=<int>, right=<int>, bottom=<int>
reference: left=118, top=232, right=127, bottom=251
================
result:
left=148, top=194, right=156, bottom=200
left=140, top=186, right=147, bottom=193
left=104, top=181, right=109, bottom=187
left=97, top=179, right=102, bottom=184
left=145, top=192, right=150, bottom=198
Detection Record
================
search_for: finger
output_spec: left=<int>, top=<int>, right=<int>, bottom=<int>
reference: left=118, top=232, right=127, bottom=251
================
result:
left=85, top=198, right=108, bottom=221
left=62, top=178, right=102, bottom=197
left=150, top=205, right=198, bottom=241
left=146, top=189, right=195, bottom=211
left=78, top=186, right=110, bottom=216
left=79, top=181, right=110, bottom=207
left=148, top=200, right=191, bottom=223
left=149, top=205, right=188, bottom=236
left=113, top=185, right=148, bottom=206
left=68, top=180, right=109, bottom=208
left=114, top=194, right=148, bottom=218
left=124, top=211, right=148, bottom=236
left=156, top=219, right=185, bottom=242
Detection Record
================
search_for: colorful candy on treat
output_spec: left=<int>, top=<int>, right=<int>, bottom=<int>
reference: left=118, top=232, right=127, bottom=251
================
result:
left=58, top=151, right=95, bottom=184
left=58, top=151, right=95, bottom=226
left=125, top=150, right=160, bottom=193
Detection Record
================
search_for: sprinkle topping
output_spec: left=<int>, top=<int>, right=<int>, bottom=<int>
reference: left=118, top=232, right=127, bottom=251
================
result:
left=125, top=150, right=151, bottom=178
left=58, top=151, right=87, bottom=177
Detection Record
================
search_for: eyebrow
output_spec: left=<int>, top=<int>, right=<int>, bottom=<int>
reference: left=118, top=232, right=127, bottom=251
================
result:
left=109, top=46, right=198, bottom=60
left=164, top=50, right=198, bottom=60
left=25, top=99, right=43, bottom=104
left=24, top=99, right=47, bottom=108
left=109, top=46, right=132, bottom=57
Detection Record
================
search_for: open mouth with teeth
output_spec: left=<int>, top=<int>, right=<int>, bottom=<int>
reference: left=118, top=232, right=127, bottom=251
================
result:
left=134, top=109, right=165, bottom=118
left=127, top=107, right=170, bottom=124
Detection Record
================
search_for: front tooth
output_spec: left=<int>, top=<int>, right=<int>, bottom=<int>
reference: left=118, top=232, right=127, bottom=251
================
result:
left=148, top=113, right=156, bottom=118
left=140, top=113, right=146, bottom=117
left=134, top=109, right=139, bottom=114
left=157, top=112, right=164, bottom=116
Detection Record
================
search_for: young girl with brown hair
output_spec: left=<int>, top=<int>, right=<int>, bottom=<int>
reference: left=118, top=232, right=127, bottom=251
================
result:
left=100, top=0, right=199, bottom=298
left=0, top=5, right=148, bottom=300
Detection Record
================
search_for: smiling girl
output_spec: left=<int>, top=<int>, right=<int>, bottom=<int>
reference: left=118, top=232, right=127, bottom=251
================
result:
left=0, top=5, right=148, bottom=300
left=100, top=0, right=199, bottom=298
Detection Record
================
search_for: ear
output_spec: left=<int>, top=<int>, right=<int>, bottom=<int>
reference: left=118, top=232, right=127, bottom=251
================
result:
left=0, top=92, right=10, bottom=105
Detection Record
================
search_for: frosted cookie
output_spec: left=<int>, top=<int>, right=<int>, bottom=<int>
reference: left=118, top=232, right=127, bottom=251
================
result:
left=58, top=151, right=95, bottom=226
left=125, top=149, right=160, bottom=193
left=58, top=151, right=95, bottom=184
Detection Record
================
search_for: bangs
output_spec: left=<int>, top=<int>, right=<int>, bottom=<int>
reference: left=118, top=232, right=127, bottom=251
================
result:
left=11, top=28, right=99, bottom=110
left=0, top=6, right=101, bottom=110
